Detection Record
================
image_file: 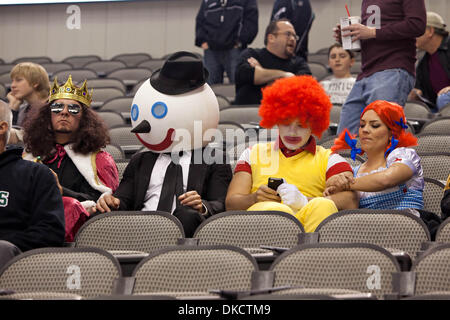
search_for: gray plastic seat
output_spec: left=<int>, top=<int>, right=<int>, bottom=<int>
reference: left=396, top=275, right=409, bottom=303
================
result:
left=130, top=245, right=258, bottom=298
left=112, top=53, right=152, bottom=67
left=219, top=105, right=261, bottom=124
left=414, top=135, right=450, bottom=154
left=83, top=60, right=127, bottom=77
left=435, top=219, right=450, bottom=243
left=41, top=62, right=73, bottom=77
left=52, top=69, right=98, bottom=83
left=102, top=143, right=125, bottom=161
left=315, top=209, right=431, bottom=259
left=307, top=62, right=330, bottom=81
left=404, top=101, right=433, bottom=119
left=423, top=177, right=446, bottom=217
left=0, top=83, right=6, bottom=99
left=108, top=125, right=141, bottom=155
left=106, top=68, right=152, bottom=87
left=90, top=87, right=125, bottom=109
left=420, top=117, right=450, bottom=135
left=137, top=59, right=165, bottom=71
left=194, top=210, right=305, bottom=249
left=211, top=83, right=236, bottom=102
left=62, top=55, right=101, bottom=69
left=419, top=153, right=450, bottom=181
left=84, top=78, right=126, bottom=93
left=412, top=244, right=450, bottom=295
left=270, top=243, right=401, bottom=299
left=12, top=56, right=52, bottom=64
left=74, top=211, right=185, bottom=253
left=0, top=247, right=121, bottom=299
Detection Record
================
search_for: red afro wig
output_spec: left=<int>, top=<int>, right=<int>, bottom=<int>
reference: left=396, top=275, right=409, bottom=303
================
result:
left=259, top=75, right=332, bottom=139
left=331, top=100, right=417, bottom=156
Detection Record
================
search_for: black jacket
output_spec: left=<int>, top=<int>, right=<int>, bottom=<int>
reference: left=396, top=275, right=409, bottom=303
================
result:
left=0, top=146, right=65, bottom=251
left=114, top=148, right=232, bottom=217
left=415, top=36, right=450, bottom=109
left=195, top=0, right=258, bottom=50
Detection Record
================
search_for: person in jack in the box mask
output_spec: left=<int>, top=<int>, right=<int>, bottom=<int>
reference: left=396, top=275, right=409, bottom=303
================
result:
left=96, top=51, right=233, bottom=237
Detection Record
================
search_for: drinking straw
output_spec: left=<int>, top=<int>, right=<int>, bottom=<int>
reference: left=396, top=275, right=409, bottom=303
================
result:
left=345, top=4, right=351, bottom=17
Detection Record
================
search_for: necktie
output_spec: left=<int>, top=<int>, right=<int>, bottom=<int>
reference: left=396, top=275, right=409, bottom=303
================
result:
left=157, top=160, right=184, bottom=213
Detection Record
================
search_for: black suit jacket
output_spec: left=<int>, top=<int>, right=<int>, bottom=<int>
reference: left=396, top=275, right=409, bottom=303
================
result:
left=114, top=148, right=232, bottom=217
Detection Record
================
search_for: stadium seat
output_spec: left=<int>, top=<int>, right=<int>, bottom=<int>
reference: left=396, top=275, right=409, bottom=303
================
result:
left=0, top=247, right=121, bottom=299
left=439, top=103, right=450, bottom=116
left=84, top=78, right=127, bottom=93
left=215, top=94, right=231, bottom=109
left=111, top=53, right=152, bottom=67
left=219, top=105, right=261, bottom=124
left=100, top=97, right=133, bottom=121
left=97, top=111, right=127, bottom=129
left=128, top=245, right=258, bottom=298
left=52, top=69, right=98, bottom=83
left=404, top=101, right=434, bottom=120
left=420, top=117, right=450, bottom=135
left=423, top=177, right=446, bottom=218
left=0, top=83, right=6, bottom=99
left=12, top=56, right=52, bottom=64
left=83, top=60, right=127, bottom=77
left=90, top=87, right=125, bottom=109
left=74, top=211, right=184, bottom=276
left=193, top=210, right=305, bottom=269
left=0, top=64, right=14, bottom=76
left=41, top=62, right=73, bottom=77
left=307, top=62, right=330, bottom=81
left=410, top=244, right=450, bottom=296
left=137, top=59, right=165, bottom=71
left=313, top=209, right=431, bottom=268
left=62, top=55, right=101, bottom=69
left=269, top=243, right=401, bottom=299
left=115, top=159, right=129, bottom=180
left=419, top=153, right=450, bottom=182
left=414, top=134, right=450, bottom=154
left=106, top=67, right=152, bottom=87
left=435, top=218, right=450, bottom=243
left=211, top=83, right=235, bottom=102
left=108, top=125, right=142, bottom=156
left=102, top=143, right=125, bottom=161
left=0, top=73, right=11, bottom=87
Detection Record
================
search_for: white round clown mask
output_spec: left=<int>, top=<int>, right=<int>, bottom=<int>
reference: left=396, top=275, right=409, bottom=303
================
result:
left=130, top=80, right=219, bottom=153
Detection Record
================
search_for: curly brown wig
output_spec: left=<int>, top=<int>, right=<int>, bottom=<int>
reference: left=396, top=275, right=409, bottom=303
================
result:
left=23, top=102, right=110, bottom=159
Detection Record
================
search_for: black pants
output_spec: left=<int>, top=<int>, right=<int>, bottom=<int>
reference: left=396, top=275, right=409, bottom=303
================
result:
left=173, top=206, right=205, bottom=238
left=418, top=209, right=443, bottom=241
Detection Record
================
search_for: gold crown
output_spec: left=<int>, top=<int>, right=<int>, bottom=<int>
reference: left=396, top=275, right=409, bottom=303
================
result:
left=49, top=75, right=93, bottom=107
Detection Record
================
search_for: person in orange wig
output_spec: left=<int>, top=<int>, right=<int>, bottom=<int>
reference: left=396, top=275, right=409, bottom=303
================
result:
left=226, top=75, right=358, bottom=232
left=327, top=100, right=425, bottom=211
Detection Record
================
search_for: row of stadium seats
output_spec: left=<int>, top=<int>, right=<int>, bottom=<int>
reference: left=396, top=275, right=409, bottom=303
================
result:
left=2, top=209, right=450, bottom=300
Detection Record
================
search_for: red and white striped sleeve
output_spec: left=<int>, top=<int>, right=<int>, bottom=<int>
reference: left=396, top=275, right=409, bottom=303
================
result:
left=234, top=147, right=252, bottom=174
left=326, top=153, right=353, bottom=180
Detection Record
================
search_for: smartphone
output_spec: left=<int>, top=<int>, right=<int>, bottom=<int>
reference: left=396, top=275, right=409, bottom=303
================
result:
left=268, top=177, right=284, bottom=191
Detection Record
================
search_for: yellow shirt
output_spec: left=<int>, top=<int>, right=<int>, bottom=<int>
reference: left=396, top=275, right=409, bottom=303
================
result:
left=249, top=141, right=332, bottom=198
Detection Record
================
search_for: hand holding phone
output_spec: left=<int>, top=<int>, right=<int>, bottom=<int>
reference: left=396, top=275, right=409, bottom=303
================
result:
left=268, top=177, right=284, bottom=191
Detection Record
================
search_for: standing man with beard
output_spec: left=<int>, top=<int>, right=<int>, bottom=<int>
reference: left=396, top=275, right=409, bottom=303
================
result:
left=234, top=19, right=311, bottom=105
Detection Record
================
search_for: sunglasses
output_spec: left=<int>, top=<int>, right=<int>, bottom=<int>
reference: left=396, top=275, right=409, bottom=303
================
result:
left=50, top=103, right=81, bottom=115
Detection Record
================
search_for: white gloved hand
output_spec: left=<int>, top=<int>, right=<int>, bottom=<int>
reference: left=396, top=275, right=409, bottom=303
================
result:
left=277, top=183, right=308, bottom=211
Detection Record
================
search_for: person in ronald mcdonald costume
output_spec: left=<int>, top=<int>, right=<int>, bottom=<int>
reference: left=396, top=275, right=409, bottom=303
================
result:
left=226, top=75, right=358, bottom=232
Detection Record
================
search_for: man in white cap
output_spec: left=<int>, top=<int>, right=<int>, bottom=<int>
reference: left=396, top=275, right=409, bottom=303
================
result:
left=410, top=12, right=450, bottom=111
